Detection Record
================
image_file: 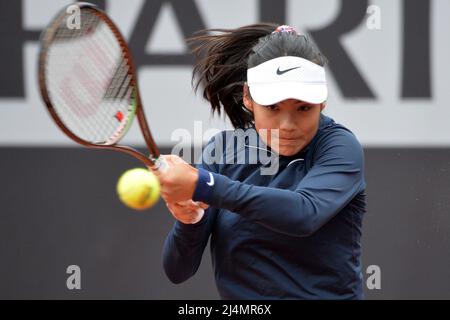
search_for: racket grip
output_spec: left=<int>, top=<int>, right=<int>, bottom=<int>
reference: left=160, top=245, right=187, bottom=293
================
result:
left=154, top=157, right=169, bottom=172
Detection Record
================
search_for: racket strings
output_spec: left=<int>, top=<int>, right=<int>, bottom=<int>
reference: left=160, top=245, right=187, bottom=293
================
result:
left=44, top=9, right=135, bottom=145
left=77, top=14, right=127, bottom=142
left=50, top=13, right=116, bottom=142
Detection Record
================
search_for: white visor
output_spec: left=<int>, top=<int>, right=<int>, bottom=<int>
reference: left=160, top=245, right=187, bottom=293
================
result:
left=247, top=56, right=327, bottom=105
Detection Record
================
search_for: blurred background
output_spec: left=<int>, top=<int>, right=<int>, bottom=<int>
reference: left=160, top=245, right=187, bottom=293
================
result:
left=0, top=0, right=449, bottom=299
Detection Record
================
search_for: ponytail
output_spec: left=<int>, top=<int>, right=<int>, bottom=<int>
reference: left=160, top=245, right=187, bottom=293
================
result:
left=188, top=23, right=277, bottom=128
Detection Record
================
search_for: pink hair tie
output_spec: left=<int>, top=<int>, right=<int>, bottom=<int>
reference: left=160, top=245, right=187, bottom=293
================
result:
left=272, top=25, right=298, bottom=34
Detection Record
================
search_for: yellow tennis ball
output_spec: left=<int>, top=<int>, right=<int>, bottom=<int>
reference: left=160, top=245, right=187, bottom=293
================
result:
left=116, top=168, right=160, bottom=210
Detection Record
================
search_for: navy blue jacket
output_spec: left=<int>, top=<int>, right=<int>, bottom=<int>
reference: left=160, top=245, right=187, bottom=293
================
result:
left=162, top=114, right=366, bottom=299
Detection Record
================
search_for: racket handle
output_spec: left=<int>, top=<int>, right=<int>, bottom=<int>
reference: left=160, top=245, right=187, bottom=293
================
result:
left=154, top=157, right=169, bottom=172
left=155, top=156, right=205, bottom=221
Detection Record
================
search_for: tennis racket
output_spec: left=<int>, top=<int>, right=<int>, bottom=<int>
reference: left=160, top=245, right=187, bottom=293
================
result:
left=38, top=2, right=203, bottom=215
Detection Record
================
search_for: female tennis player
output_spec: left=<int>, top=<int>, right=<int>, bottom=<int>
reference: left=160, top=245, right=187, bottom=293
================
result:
left=156, top=24, right=367, bottom=299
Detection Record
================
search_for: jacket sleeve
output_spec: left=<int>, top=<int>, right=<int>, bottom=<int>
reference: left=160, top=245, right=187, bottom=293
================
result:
left=192, top=129, right=365, bottom=237
left=161, top=136, right=219, bottom=284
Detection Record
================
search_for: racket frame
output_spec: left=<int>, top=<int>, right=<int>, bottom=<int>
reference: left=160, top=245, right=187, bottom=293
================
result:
left=38, top=3, right=162, bottom=169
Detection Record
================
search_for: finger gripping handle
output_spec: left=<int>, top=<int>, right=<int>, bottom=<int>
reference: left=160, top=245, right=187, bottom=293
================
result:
left=155, top=156, right=204, bottom=222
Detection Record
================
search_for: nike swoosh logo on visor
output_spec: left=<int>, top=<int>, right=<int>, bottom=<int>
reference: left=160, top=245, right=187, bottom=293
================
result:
left=276, top=66, right=301, bottom=75
left=206, top=172, right=214, bottom=186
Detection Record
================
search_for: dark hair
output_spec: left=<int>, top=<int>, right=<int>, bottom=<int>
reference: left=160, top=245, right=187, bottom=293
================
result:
left=188, top=23, right=328, bottom=128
